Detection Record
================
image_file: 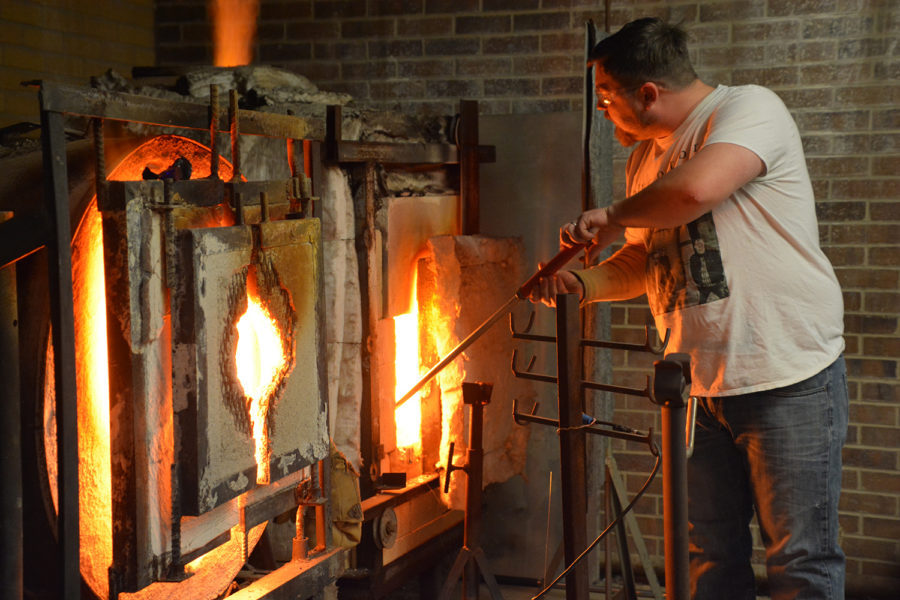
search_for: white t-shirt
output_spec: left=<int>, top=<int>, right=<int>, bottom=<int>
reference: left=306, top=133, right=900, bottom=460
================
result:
left=624, top=84, right=844, bottom=396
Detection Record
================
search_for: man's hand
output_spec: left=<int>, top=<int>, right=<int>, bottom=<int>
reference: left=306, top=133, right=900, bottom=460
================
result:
left=528, top=268, right=583, bottom=308
left=561, top=206, right=625, bottom=252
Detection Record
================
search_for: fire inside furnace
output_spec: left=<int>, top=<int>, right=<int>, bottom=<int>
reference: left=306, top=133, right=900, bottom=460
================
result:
left=394, top=271, right=422, bottom=451
left=235, top=292, right=286, bottom=484
left=47, top=135, right=236, bottom=600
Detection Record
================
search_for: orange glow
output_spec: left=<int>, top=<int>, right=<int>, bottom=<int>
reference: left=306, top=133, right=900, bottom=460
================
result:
left=235, top=294, right=285, bottom=483
left=44, top=135, right=236, bottom=600
left=394, top=273, right=422, bottom=450
left=210, top=0, right=260, bottom=67
left=70, top=202, right=112, bottom=600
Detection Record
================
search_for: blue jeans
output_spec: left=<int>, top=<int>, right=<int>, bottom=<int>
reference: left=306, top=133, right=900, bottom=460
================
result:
left=687, top=356, right=848, bottom=600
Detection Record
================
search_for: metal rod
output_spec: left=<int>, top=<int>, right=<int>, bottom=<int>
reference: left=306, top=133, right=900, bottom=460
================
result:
left=438, top=382, right=503, bottom=600
left=512, top=410, right=650, bottom=446
left=39, top=91, right=81, bottom=600
left=397, top=242, right=586, bottom=407
left=396, top=295, right=517, bottom=407
left=582, top=378, right=651, bottom=398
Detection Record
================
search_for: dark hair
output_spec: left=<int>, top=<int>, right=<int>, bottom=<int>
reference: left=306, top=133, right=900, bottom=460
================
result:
left=589, top=18, right=697, bottom=89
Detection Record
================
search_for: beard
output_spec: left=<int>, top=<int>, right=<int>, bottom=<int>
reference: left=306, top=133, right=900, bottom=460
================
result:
left=614, top=126, right=639, bottom=147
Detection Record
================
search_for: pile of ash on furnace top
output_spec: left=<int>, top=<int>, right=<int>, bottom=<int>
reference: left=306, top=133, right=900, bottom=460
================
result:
left=92, top=65, right=455, bottom=147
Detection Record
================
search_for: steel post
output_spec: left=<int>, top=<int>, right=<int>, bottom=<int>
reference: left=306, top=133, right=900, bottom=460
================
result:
left=556, top=293, right=589, bottom=600
left=654, top=356, right=691, bottom=600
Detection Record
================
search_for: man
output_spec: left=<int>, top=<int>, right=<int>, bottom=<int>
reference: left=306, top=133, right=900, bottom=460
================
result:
left=533, top=18, right=848, bottom=600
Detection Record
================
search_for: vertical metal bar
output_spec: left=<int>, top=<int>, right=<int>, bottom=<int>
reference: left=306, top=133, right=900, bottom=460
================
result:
left=39, top=95, right=81, bottom=600
left=229, top=89, right=241, bottom=182
left=315, top=459, right=328, bottom=552
left=556, top=293, right=589, bottom=600
left=93, top=118, right=107, bottom=208
left=325, top=105, right=341, bottom=164
left=307, top=140, right=324, bottom=222
left=168, top=463, right=184, bottom=580
left=661, top=401, right=690, bottom=600
left=163, top=180, right=177, bottom=289
left=1, top=259, right=23, bottom=600
left=604, top=467, right=612, bottom=600
left=363, top=160, right=381, bottom=488
left=209, top=84, right=220, bottom=180
left=461, top=383, right=490, bottom=599
left=458, top=100, right=480, bottom=235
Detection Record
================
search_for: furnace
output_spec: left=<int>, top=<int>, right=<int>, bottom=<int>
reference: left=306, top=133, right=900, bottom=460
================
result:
left=11, top=81, right=342, bottom=600
left=3, top=72, right=534, bottom=600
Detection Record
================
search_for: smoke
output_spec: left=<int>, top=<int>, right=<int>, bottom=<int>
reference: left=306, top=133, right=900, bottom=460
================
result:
left=209, top=0, right=260, bottom=67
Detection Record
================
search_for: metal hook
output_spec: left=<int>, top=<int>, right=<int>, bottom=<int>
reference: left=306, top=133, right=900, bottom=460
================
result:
left=511, top=349, right=557, bottom=383
left=512, top=398, right=541, bottom=426
left=647, top=325, right=670, bottom=355
left=509, top=310, right=556, bottom=343
left=509, top=309, right=535, bottom=334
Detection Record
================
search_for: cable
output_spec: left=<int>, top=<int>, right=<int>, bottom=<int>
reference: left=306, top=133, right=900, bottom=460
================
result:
left=530, top=443, right=662, bottom=600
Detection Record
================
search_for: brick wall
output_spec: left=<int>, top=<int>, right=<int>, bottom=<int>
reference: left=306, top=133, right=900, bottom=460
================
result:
left=153, top=0, right=900, bottom=593
left=0, top=0, right=155, bottom=128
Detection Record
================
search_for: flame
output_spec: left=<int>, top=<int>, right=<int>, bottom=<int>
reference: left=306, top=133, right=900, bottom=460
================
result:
left=43, top=135, right=235, bottom=600
left=210, top=0, right=260, bottom=67
left=394, top=272, right=422, bottom=450
left=235, top=294, right=285, bottom=482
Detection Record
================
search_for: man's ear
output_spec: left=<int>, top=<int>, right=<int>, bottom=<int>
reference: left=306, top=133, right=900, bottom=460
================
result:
left=640, top=82, right=660, bottom=108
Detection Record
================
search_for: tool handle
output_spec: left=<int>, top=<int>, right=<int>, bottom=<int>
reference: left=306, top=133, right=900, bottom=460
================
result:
left=515, top=242, right=587, bottom=299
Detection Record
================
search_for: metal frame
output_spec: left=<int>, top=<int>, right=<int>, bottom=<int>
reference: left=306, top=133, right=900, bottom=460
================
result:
left=5, top=80, right=344, bottom=600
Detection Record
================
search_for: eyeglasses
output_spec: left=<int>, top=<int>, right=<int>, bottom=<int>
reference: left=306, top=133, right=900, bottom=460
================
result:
left=596, top=85, right=639, bottom=109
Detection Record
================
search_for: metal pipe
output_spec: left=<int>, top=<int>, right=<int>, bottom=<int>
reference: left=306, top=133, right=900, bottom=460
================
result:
left=653, top=356, right=691, bottom=600
left=1, top=259, right=23, bottom=600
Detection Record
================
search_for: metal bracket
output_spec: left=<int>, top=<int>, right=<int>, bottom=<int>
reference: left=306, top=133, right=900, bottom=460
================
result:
left=511, top=399, right=655, bottom=448
left=583, top=324, right=670, bottom=355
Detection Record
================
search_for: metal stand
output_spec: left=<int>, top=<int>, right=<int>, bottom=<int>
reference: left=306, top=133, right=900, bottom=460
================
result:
left=511, top=294, right=691, bottom=600
left=439, top=382, right=504, bottom=600
left=652, top=355, right=692, bottom=600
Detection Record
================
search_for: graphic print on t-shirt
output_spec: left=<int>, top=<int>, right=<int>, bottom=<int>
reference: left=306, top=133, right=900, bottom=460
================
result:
left=646, top=212, right=729, bottom=315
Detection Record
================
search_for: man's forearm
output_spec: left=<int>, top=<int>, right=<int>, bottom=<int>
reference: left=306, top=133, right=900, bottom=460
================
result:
left=569, top=243, right=646, bottom=303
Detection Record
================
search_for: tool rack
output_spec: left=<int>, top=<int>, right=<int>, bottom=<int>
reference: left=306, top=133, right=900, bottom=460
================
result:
left=511, top=293, right=692, bottom=600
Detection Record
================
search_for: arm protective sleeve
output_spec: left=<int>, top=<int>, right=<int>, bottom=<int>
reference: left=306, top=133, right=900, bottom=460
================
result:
left=569, top=242, right=647, bottom=303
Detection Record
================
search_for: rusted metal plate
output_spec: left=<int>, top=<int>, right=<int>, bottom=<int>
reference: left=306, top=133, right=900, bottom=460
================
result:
left=173, top=218, right=328, bottom=515
left=39, top=81, right=313, bottom=139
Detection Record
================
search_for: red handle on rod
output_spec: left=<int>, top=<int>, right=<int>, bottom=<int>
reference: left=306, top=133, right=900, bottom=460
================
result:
left=515, top=242, right=587, bottom=299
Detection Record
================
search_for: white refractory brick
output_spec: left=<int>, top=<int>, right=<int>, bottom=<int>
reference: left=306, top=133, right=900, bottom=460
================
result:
left=422, top=234, right=536, bottom=510
left=321, top=166, right=364, bottom=468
